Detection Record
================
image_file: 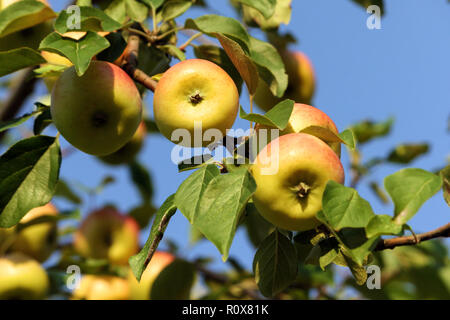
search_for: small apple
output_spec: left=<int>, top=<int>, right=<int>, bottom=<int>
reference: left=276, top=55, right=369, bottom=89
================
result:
left=0, top=252, right=49, bottom=300
left=255, top=103, right=341, bottom=157
left=128, top=251, right=175, bottom=300
left=153, top=59, right=239, bottom=147
left=73, top=207, right=139, bottom=265
left=254, top=51, right=316, bottom=111
left=251, top=133, right=345, bottom=231
left=40, top=51, right=73, bottom=92
left=51, top=60, right=142, bottom=156
left=72, top=275, right=130, bottom=300
left=8, top=203, right=58, bottom=262
left=99, top=121, right=146, bottom=165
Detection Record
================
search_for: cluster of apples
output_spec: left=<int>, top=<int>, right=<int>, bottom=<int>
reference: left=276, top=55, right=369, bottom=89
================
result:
left=0, top=204, right=177, bottom=300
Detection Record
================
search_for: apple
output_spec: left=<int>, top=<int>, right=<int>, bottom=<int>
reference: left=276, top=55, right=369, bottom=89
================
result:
left=254, top=51, right=316, bottom=111
left=153, top=59, right=239, bottom=147
left=40, top=51, right=73, bottom=92
left=72, top=275, right=130, bottom=300
left=51, top=60, right=142, bottom=156
left=8, top=203, right=58, bottom=262
left=251, top=133, right=345, bottom=231
left=128, top=251, right=175, bottom=300
left=0, top=252, right=49, bottom=300
left=255, top=103, right=341, bottom=157
left=73, top=207, right=139, bottom=265
left=99, top=121, right=146, bottom=165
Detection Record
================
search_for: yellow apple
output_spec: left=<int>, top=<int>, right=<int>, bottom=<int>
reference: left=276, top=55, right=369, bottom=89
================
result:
left=40, top=51, right=73, bottom=92
left=255, top=103, right=341, bottom=157
left=254, top=51, right=316, bottom=111
left=0, top=252, right=49, bottom=300
left=251, top=133, right=345, bottom=231
left=153, top=59, right=239, bottom=147
left=8, top=203, right=58, bottom=262
left=72, top=275, right=130, bottom=300
left=128, top=251, right=175, bottom=300
left=73, top=207, right=139, bottom=265
left=51, top=60, right=142, bottom=155
left=99, top=121, right=146, bottom=165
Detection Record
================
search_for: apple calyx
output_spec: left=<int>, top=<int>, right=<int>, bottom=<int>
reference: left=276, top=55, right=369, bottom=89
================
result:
left=91, top=111, right=109, bottom=128
left=293, top=182, right=311, bottom=199
left=189, top=91, right=204, bottom=105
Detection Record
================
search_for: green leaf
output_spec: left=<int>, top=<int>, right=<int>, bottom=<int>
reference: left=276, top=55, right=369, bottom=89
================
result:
left=129, top=194, right=177, bottom=281
left=253, top=230, right=298, bottom=297
left=174, top=164, right=256, bottom=260
left=54, top=179, right=81, bottom=205
left=242, top=0, right=291, bottom=30
left=440, top=165, right=450, bottom=206
left=317, top=211, right=379, bottom=266
left=234, top=0, right=276, bottom=19
left=350, top=117, right=394, bottom=144
left=150, top=259, right=196, bottom=299
left=161, top=0, right=192, bottom=21
left=54, top=6, right=121, bottom=34
left=0, top=1, right=56, bottom=37
left=0, top=106, right=46, bottom=133
left=0, top=48, right=45, bottom=77
left=317, top=238, right=340, bottom=270
left=385, top=168, right=443, bottom=225
left=249, top=36, right=287, bottom=97
left=33, top=107, right=52, bottom=135
left=343, top=252, right=367, bottom=285
left=240, top=99, right=294, bottom=129
left=193, top=44, right=243, bottom=93
left=141, top=0, right=165, bottom=9
left=128, top=161, right=154, bottom=202
left=339, top=129, right=356, bottom=150
left=158, top=44, right=185, bottom=61
left=244, top=202, right=274, bottom=248
left=365, top=214, right=403, bottom=238
left=0, top=136, right=61, bottom=228
left=387, top=143, right=429, bottom=164
left=216, top=33, right=259, bottom=95
left=321, top=180, right=376, bottom=231
left=96, top=32, right=127, bottom=63
left=125, top=0, right=149, bottom=22
left=39, top=31, right=110, bottom=76
left=351, top=0, right=385, bottom=16
left=184, top=14, right=250, bottom=50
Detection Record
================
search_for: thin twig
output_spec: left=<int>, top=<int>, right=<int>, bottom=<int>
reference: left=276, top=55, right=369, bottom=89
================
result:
left=0, top=68, right=37, bottom=141
left=179, top=32, right=203, bottom=51
left=375, top=223, right=450, bottom=251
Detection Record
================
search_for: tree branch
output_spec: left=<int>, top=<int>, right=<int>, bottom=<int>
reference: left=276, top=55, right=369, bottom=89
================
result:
left=375, top=223, right=450, bottom=251
left=0, top=68, right=37, bottom=141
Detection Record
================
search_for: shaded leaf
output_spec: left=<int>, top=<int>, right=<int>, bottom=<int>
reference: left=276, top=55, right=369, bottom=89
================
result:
left=234, top=0, right=276, bottom=19
left=0, top=48, right=45, bottom=77
left=240, top=99, right=294, bottom=129
left=387, top=143, right=429, bottom=164
left=151, top=259, right=196, bottom=299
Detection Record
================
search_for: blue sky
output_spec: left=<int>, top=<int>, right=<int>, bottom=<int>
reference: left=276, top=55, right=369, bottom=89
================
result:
left=4, top=0, right=449, bottom=273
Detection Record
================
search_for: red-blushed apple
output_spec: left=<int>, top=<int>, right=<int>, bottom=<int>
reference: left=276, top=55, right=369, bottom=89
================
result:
left=9, top=203, right=58, bottom=262
left=51, top=60, right=142, bottom=156
left=72, top=275, right=130, bottom=300
left=73, top=207, right=139, bottom=265
left=0, top=252, right=49, bottom=300
left=254, top=51, right=316, bottom=111
left=251, top=133, right=345, bottom=231
left=153, top=59, right=239, bottom=147
left=255, top=103, right=341, bottom=157
left=99, top=121, right=146, bottom=165
left=128, top=251, right=175, bottom=300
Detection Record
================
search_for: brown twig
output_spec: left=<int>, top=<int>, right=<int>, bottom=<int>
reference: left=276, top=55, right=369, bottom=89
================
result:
left=375, top=223, right=450, bottom=251
left=0, top=68, right=37, bottom=141
left=121, top=25, right=158, bottom=92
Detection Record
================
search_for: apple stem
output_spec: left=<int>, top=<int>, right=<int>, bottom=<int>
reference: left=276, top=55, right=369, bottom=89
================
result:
left=190, top=93, right=204, bottom=105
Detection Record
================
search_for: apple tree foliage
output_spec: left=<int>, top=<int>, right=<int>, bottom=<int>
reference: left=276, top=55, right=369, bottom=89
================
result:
left=0, top=0, right=449, bottom=299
